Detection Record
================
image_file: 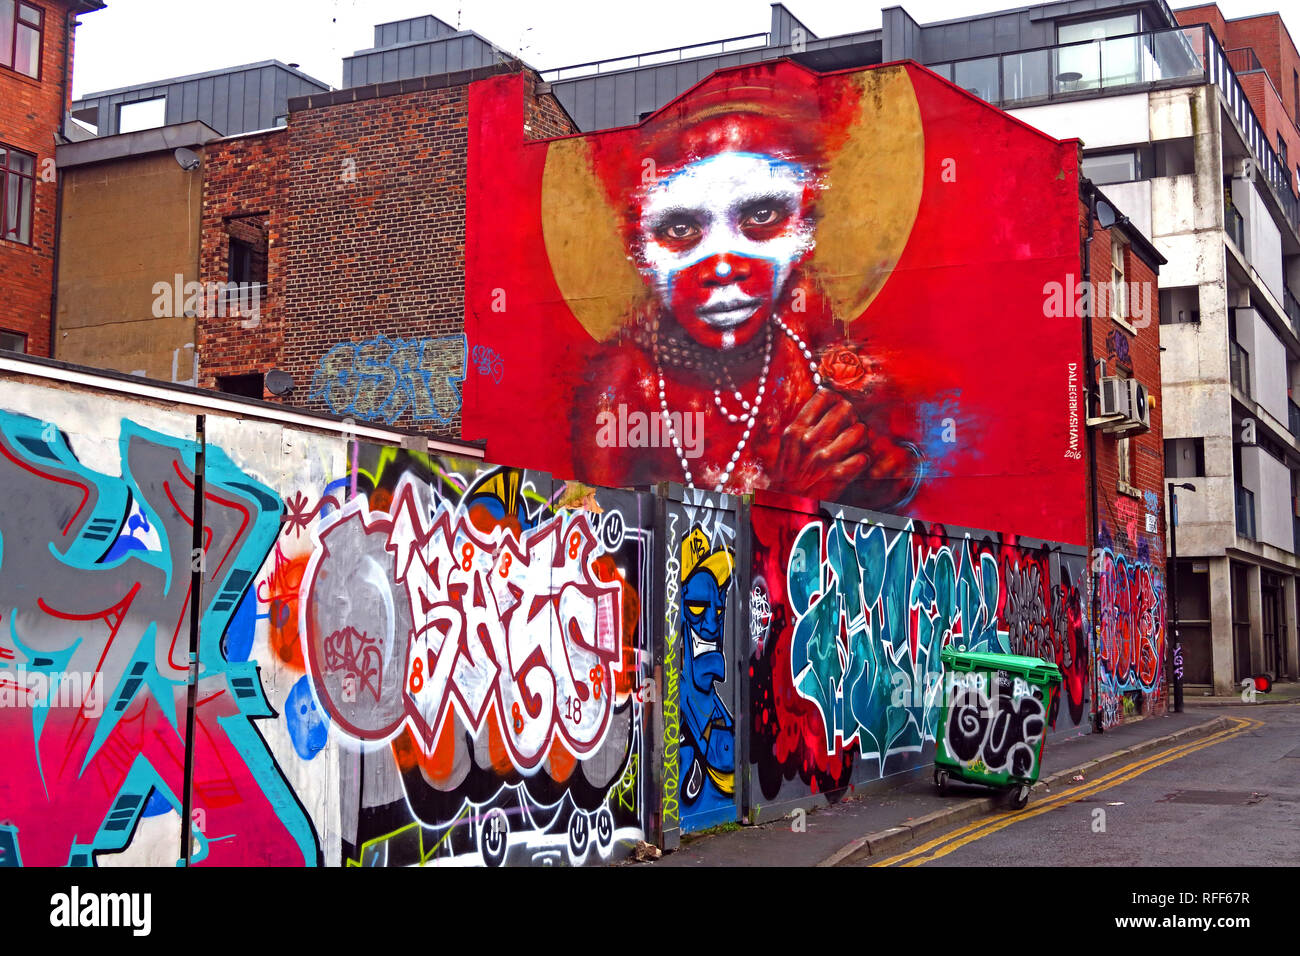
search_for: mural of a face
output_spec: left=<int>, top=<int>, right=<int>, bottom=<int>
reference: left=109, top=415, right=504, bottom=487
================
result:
left=637, top=151, right=815, bottom=351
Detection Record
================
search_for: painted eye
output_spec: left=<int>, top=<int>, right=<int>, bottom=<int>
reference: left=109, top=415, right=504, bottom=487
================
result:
left=740, top=201, right=792, bottom=237
left=655, top=218, right=701, bottom=244
left=686, top=603, right=707, bottom=616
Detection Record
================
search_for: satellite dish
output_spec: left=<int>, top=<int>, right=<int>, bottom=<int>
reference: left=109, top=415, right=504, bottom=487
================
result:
left=174, top=147, right=201, bottom=171
left=266, top=369, right=295, bottom=396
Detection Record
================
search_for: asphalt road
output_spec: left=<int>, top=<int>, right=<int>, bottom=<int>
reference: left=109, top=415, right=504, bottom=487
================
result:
left=865, top=704, right=1300, bottom=867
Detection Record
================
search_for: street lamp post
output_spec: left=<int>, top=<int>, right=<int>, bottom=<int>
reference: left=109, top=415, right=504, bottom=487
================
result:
left=1168, top=482, right=1196, bottom=713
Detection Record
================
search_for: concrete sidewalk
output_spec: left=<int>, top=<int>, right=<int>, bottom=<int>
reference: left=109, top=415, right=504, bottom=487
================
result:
left=644, top=709, right=1237, bottom=868
left=1182, top=678, right=1300, bottom=707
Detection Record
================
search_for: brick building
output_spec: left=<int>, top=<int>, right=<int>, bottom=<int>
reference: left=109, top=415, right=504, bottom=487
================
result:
left=1083, top=181, right=1170, bottom=723
left=0, top=0, right=102, bottom=357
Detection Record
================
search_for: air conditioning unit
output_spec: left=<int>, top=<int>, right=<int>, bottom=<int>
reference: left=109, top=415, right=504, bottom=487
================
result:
left=1098, top=377, right=1131, bottom=420
left=1126, top=379, right=1151, bottom=432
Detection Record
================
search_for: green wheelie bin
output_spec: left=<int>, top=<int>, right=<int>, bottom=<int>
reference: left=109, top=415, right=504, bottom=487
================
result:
left=932, top=645, right=1063, bottom=809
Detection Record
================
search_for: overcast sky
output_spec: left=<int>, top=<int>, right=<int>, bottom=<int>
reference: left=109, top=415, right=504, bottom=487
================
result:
left=71, top=0, right=1300, bottom=98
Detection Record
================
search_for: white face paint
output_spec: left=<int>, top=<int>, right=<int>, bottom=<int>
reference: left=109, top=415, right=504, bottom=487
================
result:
left=636, top=151, right=815, bottom=333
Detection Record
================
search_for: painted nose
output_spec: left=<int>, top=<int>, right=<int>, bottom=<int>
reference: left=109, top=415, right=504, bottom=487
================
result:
left=699, top=254, right=750, bottom=287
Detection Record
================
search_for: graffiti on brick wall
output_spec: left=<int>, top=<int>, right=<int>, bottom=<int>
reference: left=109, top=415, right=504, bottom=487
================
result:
left=670, top=489, right=738, bottom=832
left=295, top=450, right=652, bottom=866
left=0, top=411, right=318, bottom=867
left=748, top=507, right=1082, bottom=804
left=1096, top=548, right=1165, bottom=730
left=309, top=333, right=466, bottom=425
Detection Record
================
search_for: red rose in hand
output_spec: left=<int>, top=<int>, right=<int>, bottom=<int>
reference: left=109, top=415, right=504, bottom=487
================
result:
left=818, top=345, right=878, bottom=417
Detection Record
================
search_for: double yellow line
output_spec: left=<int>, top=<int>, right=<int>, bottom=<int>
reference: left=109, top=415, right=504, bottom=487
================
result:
left=871, top=716, right=1259, bottom=867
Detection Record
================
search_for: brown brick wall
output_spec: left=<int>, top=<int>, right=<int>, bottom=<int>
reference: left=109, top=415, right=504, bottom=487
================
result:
left=0, top=0, right=81, bottom=357
left=197, top=129, right=289, bottom=395
left=1089, top=201, right=1167, bottom=715
left=261, top=68, right=576, bottom=435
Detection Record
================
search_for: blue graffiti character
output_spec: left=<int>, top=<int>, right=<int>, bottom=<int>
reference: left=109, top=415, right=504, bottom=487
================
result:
left=679, top=528, right=735, bottom=806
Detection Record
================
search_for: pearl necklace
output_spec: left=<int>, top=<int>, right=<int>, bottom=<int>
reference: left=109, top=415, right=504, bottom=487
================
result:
left=654, top=317, right=824, bottom=492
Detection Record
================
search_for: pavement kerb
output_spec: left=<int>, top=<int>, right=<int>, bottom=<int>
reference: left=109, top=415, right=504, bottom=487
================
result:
left=820, top=715, right=1231, bottom=867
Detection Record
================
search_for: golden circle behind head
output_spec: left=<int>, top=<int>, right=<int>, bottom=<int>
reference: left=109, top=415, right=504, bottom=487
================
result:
left=540, top=137, right=650, bottom=343
left=808, top=66, right=924, bottom=328
left=540, top=64, right=925, bottom=342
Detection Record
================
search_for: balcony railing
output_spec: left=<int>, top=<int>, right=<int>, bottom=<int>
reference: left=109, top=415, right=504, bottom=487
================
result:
left=1230, top=339, right=1251, bottom=397
left=929, top=25, right=1207, bottom=109
left=1225, top=201, right=1245, bottom=252
left=539, top=32, right=769, bottom=80
left=927, top=24, right=1300, bottom=239
left=1290, top=399, right=1300, bottom=437
left=1286, top=287, right=1300, bottom=339
left=1226, top=46, right=1263, bottom=74
left=1236, top=485, right=1256, bottom=540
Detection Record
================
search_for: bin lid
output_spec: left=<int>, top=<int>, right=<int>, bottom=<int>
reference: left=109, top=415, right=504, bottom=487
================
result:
left=941, top=644, right=1063, bottom=682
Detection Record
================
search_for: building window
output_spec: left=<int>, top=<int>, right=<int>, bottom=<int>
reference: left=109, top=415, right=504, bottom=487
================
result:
left=1118, top=435, right=1132, bottom=488
left=1279, top=134, right=1289, bottom=171
left=1165, top=437, right=1205, bottom=477
left=1, top=143, right=36, bottom=245
left=117, top=97, right=167, bottom=134
left=217, top=373, right=264, bottom=399
left=1110, top=234, right=1127, bottom=323
left=0, top=1, right=42, bottom=79
left=0, top=329, right=26, bottom=352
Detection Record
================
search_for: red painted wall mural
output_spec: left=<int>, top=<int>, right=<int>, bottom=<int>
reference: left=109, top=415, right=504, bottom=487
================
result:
left=466, top=58, right=1087, bottom=549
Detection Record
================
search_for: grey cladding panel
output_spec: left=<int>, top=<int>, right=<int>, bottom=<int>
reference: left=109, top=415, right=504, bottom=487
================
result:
left=260, top=70, right=277, bottom=127
left=613, top=74, right=634, bottom=129
left=575, top=80, right=596, bottom=131
left=593, top=77, right=617, bottom=131
left=229, top=71, right=246, bottom=135
left=246, top=70, right=264, bottom=129
left=197, top=77, right=214, bottom=133
left=164, top=89, right=182, bottom=126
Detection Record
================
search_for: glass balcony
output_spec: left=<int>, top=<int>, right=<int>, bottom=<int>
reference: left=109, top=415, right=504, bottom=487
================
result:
left=927, top=23, right=1300, bottom=238
left=1235, top=485, right=1256, bottom=540
left=1285, top=287, right=1300, bottom=339
left=1290, top=399, right=1300, bottom=437
left=932, top=24, right=1208, bottom=108
left=1229, top=340, right=1251, bottom=397
left=1225, top=202, right=1245, bottom=253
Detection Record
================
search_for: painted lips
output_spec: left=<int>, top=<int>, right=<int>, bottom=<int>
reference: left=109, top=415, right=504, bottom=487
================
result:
left=696, top=295, right=764, bottom=328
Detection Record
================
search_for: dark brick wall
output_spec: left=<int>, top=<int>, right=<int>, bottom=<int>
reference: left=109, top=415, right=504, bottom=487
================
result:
left=260, top=67, right=576, bottom=435
left=0, top=0, right=80, bottom=357
left=197, top=129, right=288, bottom=394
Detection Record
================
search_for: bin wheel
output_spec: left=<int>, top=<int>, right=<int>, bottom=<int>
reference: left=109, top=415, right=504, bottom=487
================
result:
left=934, top=769, right=950, bottom=795
left=1009, top=784, right=1031, bottom=810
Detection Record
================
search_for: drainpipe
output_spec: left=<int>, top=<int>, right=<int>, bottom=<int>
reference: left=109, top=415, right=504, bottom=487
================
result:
left=48, top=8, right=77, bottom=359
left=1081, top=177, right=1105, bottom=733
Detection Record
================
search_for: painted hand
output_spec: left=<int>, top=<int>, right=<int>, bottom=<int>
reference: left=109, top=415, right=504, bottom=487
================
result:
left=774, top=388, right=919, bottom=507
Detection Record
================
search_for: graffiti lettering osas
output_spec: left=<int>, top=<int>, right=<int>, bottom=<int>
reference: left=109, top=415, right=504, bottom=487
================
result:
left=304, top=475, right=624, bottom=766
left=310, top=334, right=466, bottom=426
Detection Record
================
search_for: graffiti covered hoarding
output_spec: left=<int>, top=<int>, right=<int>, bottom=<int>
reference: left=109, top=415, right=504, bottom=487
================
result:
left=746, top=492, right=1089, bottom=817
left=465, top=60, right=1086, bottom=545
left=0, top=380, right=654, bottom=867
